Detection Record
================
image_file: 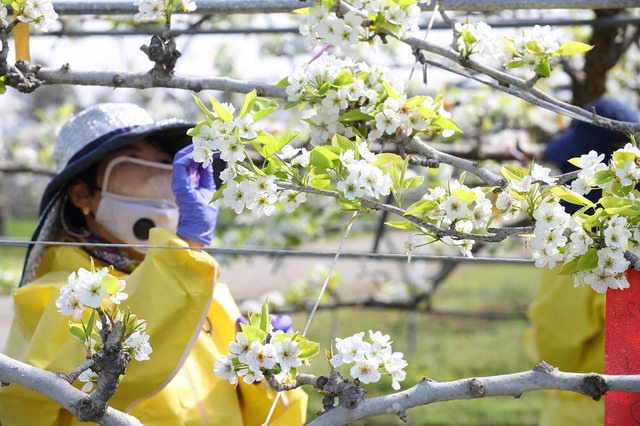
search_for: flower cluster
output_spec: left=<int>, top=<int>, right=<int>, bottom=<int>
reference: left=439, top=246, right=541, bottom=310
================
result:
left=214, top=301, right=319, bottom=386
left=454, top=21, right=501, bottom=59
left=134, top=0, right=197, bottom=22
left=337, top=143, right=392, bottom=201
left=55, top=265, right=128, bottom=321
left=330, top=330, right=407, bottom=390
left=399, top=175, right=494, bottom=257
left=299, top=0, right=421, bottom=51
left=12, top=0, right=58, bottom=31
left=284, top=53, right=460, bottom=146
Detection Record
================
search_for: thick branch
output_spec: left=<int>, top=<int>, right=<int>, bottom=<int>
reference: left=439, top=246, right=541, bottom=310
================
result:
left=309, top=362, right=640, bottom=426
left=32, top=66, right=287, bottom=97
left=0, top=353, right=141, bottom=426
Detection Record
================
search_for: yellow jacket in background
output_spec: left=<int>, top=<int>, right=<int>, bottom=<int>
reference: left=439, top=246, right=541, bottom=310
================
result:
left=0, top=228, right=307, bottom=425
left=524, top=267, right=605, bottom=426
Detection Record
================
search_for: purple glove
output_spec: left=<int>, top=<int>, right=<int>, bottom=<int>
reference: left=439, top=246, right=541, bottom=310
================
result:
left=172, top=145, right=219, bottom=245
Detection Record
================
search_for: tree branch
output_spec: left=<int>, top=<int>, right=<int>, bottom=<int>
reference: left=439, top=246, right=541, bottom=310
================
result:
left=308, top=362, right=640, bottom=426
left=0, top=353, right=141, bottom=426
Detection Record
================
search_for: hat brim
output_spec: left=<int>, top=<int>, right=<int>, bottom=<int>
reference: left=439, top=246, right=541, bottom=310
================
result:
left=20, top=119, right=195, bottom=287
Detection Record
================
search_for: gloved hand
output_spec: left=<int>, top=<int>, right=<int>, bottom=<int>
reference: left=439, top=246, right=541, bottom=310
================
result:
left=172, top=145, right=219, bottom=245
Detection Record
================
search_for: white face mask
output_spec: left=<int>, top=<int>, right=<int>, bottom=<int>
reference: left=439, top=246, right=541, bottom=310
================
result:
left=94, top=157, right=179, bottom=253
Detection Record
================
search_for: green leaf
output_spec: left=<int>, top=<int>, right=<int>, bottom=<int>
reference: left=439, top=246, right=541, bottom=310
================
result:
left=383, top=81, right=400, bottom=100
left=372, top=153, right=402, bottom=166
left=262, top=132, right=299, bottom=159
left=295, top=335, right=320, bottom=359
left=559, top=257, right=580, bottom=276
left=310, top=146, right=339, bottom=168
left=0, top=76, right=6, bottom=95
left=432, top=117, right=462, bottom=133
left=405, top=96, right=426, bottom=109
left=103, top=274, right=121, bottom=295
left=192, top=94, right=216, bottom=120
left=292, top=6, right=312, bottom=14
left=592, top=170, right=613, bottom=185
left=331, top=134, right=354, bottom=151
left=398, top=0, right=418, bottom=8
left=525, top=40, right=541, bottom=53
left=403, top=175, right=424, bottom=189
left=505, top=60, right=524, bottom=69
left=338, top=109, right=374, bottom=123
left=276, top=76, right=289, bottom=87
left=240, top=323, right=267, bottom=343
left=238, top=89, right=257, bottom=119
left=576, top=248, right=598, bottom=271
left=284, top=100, right=299, bottom=110
left=210, top=182, right=226, bottom=203
left=556, top=41, right=593, bottom=56
left=260, top=299, right=270, bottom=333
left=310, top=176, right=331, bottom=189
left=613, top=151, right=636, bottom=169
left=461, top=28, right=477, bottom=45
left=68, top=324, right=87, bottom=344
left=404, top=199, right=437, bottom=216
left=207, top=95, right=233, bottom=123
left=452, top=187, right=477, bottom=203
left=186, top=120, right=213, bottom=137
left=417, top=105, right=437, bottom=119
left=549, top=186, right=593, bottom=207
left=385, top=220, right=419, bottom=230
left=501, top=165, right=528, bottom=182
left=534, top=58, right=551, bottom=78
left=333, top=70, right=354, bottom=87
left=85, top=310, right=96, bottom=338
left=567, top=157, right=582, bottom=168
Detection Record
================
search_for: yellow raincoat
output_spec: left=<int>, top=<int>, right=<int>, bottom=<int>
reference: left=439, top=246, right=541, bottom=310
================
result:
left=0, top=228, right=307, bottom=425
left=524, top=267, right=605, bottom=426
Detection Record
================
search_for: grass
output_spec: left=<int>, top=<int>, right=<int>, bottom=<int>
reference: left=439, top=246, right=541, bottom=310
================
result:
left=292, top=264, right=545, bottom=425
left=0, top=218, right=36, bottom=294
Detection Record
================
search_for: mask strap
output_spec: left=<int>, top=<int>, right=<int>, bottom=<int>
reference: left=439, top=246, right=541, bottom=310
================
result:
left=60, top=195, right=92, bottom=238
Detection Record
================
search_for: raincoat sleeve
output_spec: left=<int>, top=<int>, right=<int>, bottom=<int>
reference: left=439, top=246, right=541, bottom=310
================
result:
left=0, top=227, right=218, bottom=424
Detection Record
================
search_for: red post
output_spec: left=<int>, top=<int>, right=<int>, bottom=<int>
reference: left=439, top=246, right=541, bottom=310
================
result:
left=605, top=269, right=640, bottom=425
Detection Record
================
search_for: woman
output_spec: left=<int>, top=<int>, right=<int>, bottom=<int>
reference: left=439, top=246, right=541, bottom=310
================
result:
left=0, top=103, right=307, bottom=425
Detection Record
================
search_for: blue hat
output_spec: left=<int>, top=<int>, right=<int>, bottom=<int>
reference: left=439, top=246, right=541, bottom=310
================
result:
left=21, top=103, right=195, bottom=286
left=544, top=98, right=639, bottom=173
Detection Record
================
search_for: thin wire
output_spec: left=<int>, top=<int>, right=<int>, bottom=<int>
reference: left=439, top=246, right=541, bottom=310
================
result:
left=0, top=239, right=534, bottom=263
left=407, top=2, right=439, bottom=83
left=262, top=212, right=359, bottom=426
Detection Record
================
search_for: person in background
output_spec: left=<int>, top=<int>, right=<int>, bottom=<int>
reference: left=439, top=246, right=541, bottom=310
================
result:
left=0, top=103, right=307, bottom=425
left=525, top=98, right=640, bottom=426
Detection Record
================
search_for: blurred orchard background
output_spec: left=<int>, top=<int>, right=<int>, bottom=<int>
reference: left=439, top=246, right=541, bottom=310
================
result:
left=1, top=2, right=639, bottom=423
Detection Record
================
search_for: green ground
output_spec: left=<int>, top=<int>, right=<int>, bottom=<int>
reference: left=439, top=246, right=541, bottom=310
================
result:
left=1, top=218, right=546, bottom=424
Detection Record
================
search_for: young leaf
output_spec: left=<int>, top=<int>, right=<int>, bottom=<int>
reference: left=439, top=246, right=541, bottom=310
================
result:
left=385, top=220, right=420, bottom=230
left=68, top=324, right=87, bottom=344
left=559, top=257, right=580, bottom=276
left=240, top=323, right=268, bottom=343
left=310, top=146, right=339, bottom=168
left=405, top=96, right=426, bottom=109
left=331, top=134, right=354, bottom=151
left=192, top=94, right=216, bottom=120
left=404, top=199, right=437, bottom=216
left=549, top=186, right=593, bottom=207
left=383, top=81, right=400, bottom=100
left=238, top=89, right=257, bottom=119
left=333, top=70, right=354, bottom=87
left=577, top=248, right=598, bottom=271
left=432, top=117, right=462, bottom=133
left=556, top=41, right=593, bottom=56
left=534, top=58, right=551, bottom=78
left=85, top=310, right=96, bottom=338
left=276, top=76, right=290, bottom=87
left=338, top=109, right=374, bottom=123
left=207, top=95, right=233, bottom=123
left=260, top=298, right=270, bottom=333
left=103, top=274, right=121, bottom=295
left=262, top=132, right=299, bottom=159
left=210, top=182, right=227, bottom=203
left=294, top=335, right=320, bottom=359
left=292, top=6, right=312, bottom=14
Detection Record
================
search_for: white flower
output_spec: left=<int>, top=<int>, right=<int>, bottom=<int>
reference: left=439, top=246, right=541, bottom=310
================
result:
left=273, top=338, right=302, bottom=372
left=350, top=359, right=381, bottom=384
left=279, top=190, right=307, bottom=213
left=56, top=283, right=85, bottom=321
left=578, top=150, right=605, bottom=169
left=337, top=174, right=365, bottom=201
left=229, top=332, right=253, bottom=363
left=134, top=0, right=164, bottom=21
left=235, top=114, right=257, bottom=140
left=331, top=332, right=369, bottom=367
left=292, top=148, right=310, bottom=167
left=391, top=369, right=407, bottom=390
left=404, top=234, right=415, bottom=264
left=218, top=137, right=246, bottom=164
left=124, top=329, right=153, bottom=361
left=496, top=192, right=515, bottom=212
left=532, top=226, right=567, bottom=252
left=245, top=341, right=277, bottom=372
left=571, top=175, right=592, bottom=195
left=532, top=201, right=569, bottom=230
left=78, top=368, right=99, bottom=393
left=568, top=228, right=592, bottom=257
left=0, top=4, right=8, bottom=27
left=440, top=194, right=470, bottom=221
left=532, top=246, right=564, bottom=269
left=604, top=225, right=631, bottom=249
left=219, top=166, right=236, bottom=183
left=368, top=330, right=391, bottom=347
left=381, top=346, right=408, bottom=372
left=597, top=247, right=629, bottom=274
left=385, top=4, right=406, bottom=25
left=513, top=175, right=532, bottom=193
left=615, top=160, right=640, bottom=187
left=246, top=190, right=278, bottom=217
left=238, top=368, right=264, bottom=384
left=222, top=180, right=255, bottom=214
left=214, top=355, right=238, bottom=385
left=357, top=142, right=377, bottom=163
left=75, top=267, right=109, bottom=309
left=375, top=109, right=402, bottom=135
left=531, top=164, right=557, bottom=185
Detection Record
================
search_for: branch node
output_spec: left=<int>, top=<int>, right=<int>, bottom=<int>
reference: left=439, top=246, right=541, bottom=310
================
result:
left=533, top=361, right=557, bottom=375
left=61, top=63, right=70, bottom=72
left=581, top=373, right=609, bottom=401
left=397, top=409, right=408, bottom=422
left=112, top=74, right=124, bottom=87
left=468, top=378, right=485, bottom=397
left=140, top=33, right=181, bottom=81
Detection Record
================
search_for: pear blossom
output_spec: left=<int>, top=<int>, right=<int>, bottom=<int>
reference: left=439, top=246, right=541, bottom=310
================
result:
left=245, top=341, right=277, bottom=372
left=123, top=329, right=153, bottom=361
left=350, top=359, right=381, bottom=384
left=279, top=191, right=307, bottom=213
left=78, top=369, right=99, bottom=393
left=229, top=332, right=253, bottom=363
left=214, top=355, right=238, bottom=385
left=273, top=338, right=302, bottom=372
